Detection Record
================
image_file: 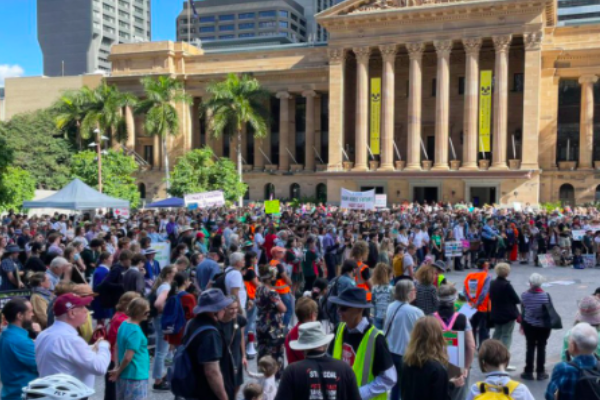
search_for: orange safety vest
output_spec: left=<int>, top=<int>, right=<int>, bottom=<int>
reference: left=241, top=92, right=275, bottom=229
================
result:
left=244, top=266, right=257, bottom=300
left=269, top=259, right=290, bottom=295
left=355, top=261, right=372, bottom=301
left=463, top=271, right=490, bottom=312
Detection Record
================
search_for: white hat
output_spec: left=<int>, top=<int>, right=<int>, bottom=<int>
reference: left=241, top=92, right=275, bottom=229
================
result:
left=289, top=322, right=334, bottom=351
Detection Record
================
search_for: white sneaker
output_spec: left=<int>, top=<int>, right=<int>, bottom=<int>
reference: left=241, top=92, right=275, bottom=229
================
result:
left=506, top=365, right=517, bottom=371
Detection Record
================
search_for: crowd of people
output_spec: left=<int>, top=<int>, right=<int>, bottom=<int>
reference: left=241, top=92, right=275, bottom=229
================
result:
left=0, top=201, right=599, bottom=400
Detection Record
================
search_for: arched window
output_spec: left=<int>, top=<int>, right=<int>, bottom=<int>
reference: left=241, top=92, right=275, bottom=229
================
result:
left=290, top=183, right=301, bottom=200
left=244, top=186, right=250, bottom=201
left=559, top=183, right=575, bottom=207
left=316, top=183, right=327, bottom=204
left=264, top=183, right=275, bottom=200
left=596, top=185, right=600, bottom=202
left=138, top=183, right=146, bottom=200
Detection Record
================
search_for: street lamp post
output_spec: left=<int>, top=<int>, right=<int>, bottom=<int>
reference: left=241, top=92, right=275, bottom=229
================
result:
left=89, top=129, right=109, bottom=193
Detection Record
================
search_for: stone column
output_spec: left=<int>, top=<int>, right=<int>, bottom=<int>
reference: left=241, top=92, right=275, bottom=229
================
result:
left=406, top=42, right=426, bottom=170
left=461, top=37, right=482, bottom=170
left=379, top=44, right=397, bottom=171
left=491, top=34, right=512, bottom=170
left=314, top=96, right=322, bottom=165
left=521, top=32, right=543, bottom=170
left=433, top=40, right=452, bottom=170
left=254, top=99, right=270, bottom=170
left=327, top=48, right=346, bottom=171
left=277, top=91, right=291, bottom=171
left=353, top=46, right=371, bottom=171
left=303, top=90, right=318, bottom=171
left=125, top=105, right=135, bottom=150
left=579, top=74, right=598, bottom=170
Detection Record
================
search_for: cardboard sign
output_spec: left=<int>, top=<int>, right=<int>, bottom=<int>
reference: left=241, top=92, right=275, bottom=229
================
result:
left=538, top=253, right=556, bottom=268
left=375, top=194, right=387, bottom=208
left=444, top=330, right=466, bottom=369
left=152, top=242, right=171, bottom=269
left=264, top=200, right=281, bottom=215
left=114, top=208, right=130, bottom=219
left=444, top=241, right=463, bottom=257
left=340, top=189, right=375, bottom=210
left=583, top=254, right=596, bottom=269
left=184, top=191, right=225, bottom=208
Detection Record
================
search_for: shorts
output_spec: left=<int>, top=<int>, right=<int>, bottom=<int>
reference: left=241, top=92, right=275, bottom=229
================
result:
left=117, top=379, right=148, bottom=400
left=558, top=237, right=570, bottom=248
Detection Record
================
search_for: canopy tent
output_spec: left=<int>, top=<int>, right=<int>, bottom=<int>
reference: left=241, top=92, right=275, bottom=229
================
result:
left=146, top=197, right=184, bottom=208
left=22, top=179, right=130, bottom=210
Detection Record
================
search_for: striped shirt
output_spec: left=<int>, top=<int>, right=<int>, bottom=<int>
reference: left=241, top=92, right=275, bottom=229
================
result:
left=521, top=289, right=549, bottom=327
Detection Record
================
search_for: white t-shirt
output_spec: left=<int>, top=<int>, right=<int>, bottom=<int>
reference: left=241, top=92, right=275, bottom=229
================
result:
left=224, top=267, right=247, bottom=309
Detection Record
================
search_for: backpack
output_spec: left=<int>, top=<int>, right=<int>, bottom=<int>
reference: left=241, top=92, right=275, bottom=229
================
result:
left=568, top=361, right=600, bottom=400
left=161, top=291, right=187, bottom=335
left=169, top=324, right=218, bottom=398
left=322, top=277, right=341, bottom=325
left=211, top=268, right=234, bottom=295
left=473, top=380, right=519, bottom=400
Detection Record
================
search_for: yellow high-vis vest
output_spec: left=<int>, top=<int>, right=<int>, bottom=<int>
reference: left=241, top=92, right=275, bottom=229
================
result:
left=332, top=323, right=387, bottom=400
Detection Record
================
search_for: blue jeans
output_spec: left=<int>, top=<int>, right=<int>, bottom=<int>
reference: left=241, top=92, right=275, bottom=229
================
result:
left=152, top=316, right=169, bottom=380
left=280, top=293, right=293, bottom=328
left=374, top=317, right=384, bottom=331
left=245, top=303, right=257, bottom=336
left=390, top=353, right=403, bottom=400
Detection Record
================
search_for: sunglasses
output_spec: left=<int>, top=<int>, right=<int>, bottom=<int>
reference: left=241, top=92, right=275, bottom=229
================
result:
left=338, top=306, right=350, bottom=312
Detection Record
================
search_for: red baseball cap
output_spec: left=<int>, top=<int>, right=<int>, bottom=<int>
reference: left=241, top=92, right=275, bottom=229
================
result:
left=53, top=293, right=93, bottom=317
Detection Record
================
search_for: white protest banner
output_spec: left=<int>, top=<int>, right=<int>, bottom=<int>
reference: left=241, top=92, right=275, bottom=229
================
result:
left=340, top=188, right=376, bottom=210
left=444, top=241, right=462, bottom=257
left=184, top=191, right=225, bottom=208
left=375, top=194, right=387, bottom=208
left=152, top=242, right=171, bottom=269
left=113, top=208, right=130, bottom=219
left=572, top=230, right=586, bottom=241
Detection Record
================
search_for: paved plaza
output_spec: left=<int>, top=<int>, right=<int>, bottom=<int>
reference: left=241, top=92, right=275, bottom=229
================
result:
left=84, top=262, right=595, bottom=400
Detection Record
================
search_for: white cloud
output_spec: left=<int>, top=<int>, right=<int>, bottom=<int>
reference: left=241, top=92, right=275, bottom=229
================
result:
left=0, top=64, right=25, bottom=86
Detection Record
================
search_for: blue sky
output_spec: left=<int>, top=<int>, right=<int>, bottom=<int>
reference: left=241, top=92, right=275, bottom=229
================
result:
left=0, top=0, right=181, bottom=85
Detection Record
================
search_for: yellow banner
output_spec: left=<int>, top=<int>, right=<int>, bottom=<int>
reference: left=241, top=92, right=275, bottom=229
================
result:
left=479, top=70, right=492, bottom=152
left=370, top=77, right=381, bottom=155
left=264, top=200, right=280, bottom=215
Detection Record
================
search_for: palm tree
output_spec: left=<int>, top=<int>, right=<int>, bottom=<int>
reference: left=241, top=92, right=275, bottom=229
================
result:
left=135, top=76, right=192, bottom=191
left=53, top=89, right=88, bottom=150
left=203, top=73, right=270, bottom=206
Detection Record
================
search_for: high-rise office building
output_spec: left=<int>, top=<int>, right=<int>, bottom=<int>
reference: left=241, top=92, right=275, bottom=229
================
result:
left=557, top=0, right=600, bottom=26
left=38, top=0, right=151, bottom=77
left=295, top=0, right=335, bottom=42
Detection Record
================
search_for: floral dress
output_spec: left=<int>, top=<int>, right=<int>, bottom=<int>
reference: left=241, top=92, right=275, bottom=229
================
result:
left=255, top=285, right=285, bottom=377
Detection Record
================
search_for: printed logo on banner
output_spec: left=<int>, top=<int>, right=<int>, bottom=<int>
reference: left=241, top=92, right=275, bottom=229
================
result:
left=114, top=208, right=130, bottom=219
left=184, top=191, right=225, bottom=208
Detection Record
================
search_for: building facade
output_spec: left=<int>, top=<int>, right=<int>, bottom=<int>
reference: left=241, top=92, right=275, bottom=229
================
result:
left=177, top=0, right=308, bottom=44
left=109, top=0, right=600, bottom=206
left=558, top=0, right=600, bottom=26
left=38, top=0, right=151, bottom=76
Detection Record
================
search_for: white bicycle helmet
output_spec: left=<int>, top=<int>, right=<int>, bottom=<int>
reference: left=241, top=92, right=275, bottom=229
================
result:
left=22, top=374, right=95, bottom=400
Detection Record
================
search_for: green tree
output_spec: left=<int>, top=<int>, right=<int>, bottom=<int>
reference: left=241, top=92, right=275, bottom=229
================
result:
left=168, top=147, right=246, bottom=203
left=0, top=109, right=73, bottom=190
left=203, top=73, right=269, bottom=206
left=135, top=76, right=192, bottom=190
left=0, top=167, right=36, bottom=213
left=53, top=89, right=89, bottom=150
left=71, top=149, right=141, bottom=208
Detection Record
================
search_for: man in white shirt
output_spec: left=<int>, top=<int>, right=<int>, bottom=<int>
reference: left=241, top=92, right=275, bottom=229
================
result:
left=224, top=251, right=247, bottom=314
left=35, top=293, right=111, bottom=389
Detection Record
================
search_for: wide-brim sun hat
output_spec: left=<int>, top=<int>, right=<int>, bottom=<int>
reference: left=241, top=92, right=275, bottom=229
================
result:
left=194, top=288, right=234, bottom=315
left=289, top=321, right=335, bottom=351
left=328, top=287, right=373, bottom=309
left=576, top=296, right=600, bottom=326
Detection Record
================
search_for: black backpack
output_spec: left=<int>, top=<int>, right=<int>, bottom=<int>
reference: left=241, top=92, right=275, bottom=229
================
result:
left=569, top=361, right=600, bottom=400
left=211, top=268, right=234, bottom=294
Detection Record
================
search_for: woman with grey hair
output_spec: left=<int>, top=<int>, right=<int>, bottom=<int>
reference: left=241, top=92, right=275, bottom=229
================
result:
left=519, top=272, right=552, bottom=381
left=385, top=279, right=425, bottom=400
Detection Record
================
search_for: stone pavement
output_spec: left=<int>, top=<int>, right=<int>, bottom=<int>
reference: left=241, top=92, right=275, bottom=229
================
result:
left=84, top=262, right=593, bottom=400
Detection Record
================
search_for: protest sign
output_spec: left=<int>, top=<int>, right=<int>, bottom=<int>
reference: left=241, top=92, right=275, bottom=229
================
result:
left=583, top=254, right=596, bottom=269
left=265, top=200, right=281, bottom=215
left=153, top=242, right=171, bottom=269
left=114, top=208, right=130, bottom=219
left=444, top=241, right=462, bottom=257
left=184, top=191, right=225, bottom=208
left=375, top=194, right=387, bottom=208
left=538, top=253, right=555, bottom=268
left=572, top=230, right=585, bottom=241
left=443, top=330, right=465, bottom=368
left=340, top=189, right=375, bottom=210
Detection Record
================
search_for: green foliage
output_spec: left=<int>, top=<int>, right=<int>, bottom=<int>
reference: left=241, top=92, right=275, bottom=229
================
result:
left=168, top=147, right=246, bottom=202
left=71, top=149, right=141, bottom=208
left=0, top=109, right=73, bottom=190
left=540, top=201, right=563, bottom=213
left=0, top=167, right=36, bottom=213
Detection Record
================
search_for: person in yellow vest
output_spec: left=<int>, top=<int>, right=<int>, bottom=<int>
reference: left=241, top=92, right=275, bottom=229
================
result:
left=350, top=241, right=372, bottom=301
left=269, top=246, right=294, bottom=327
left=328, top=287, right=396, bottom=400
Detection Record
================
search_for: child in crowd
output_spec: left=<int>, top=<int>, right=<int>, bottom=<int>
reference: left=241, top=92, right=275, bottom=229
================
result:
left=573, top=248, right=585, bottom=269
left=243, top=382, right=263, bottom=400
left=247, top=355, right=278, bottom=400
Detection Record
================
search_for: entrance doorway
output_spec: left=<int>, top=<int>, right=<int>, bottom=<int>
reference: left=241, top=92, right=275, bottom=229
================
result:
left=413, top=187, right=438, bottom=203
left=470, top=187, right=497, bottom=207
left=361, top=186, right=385, bottom=194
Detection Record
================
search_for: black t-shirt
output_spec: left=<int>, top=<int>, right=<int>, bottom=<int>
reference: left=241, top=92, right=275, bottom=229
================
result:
left=243, top=268, right=256, bottom=282
left=328, top=322, right=394, bottom=378
left=274, top=355, right=362, bottom=400
left=186, top=314, right=235, bottom=400
left=24, top=256, right=46, bottom=273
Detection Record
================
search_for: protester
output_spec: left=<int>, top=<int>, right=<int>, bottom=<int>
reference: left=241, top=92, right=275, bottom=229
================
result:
left=219, top=297, right=247, bottom=397
left=247, top=356, right=279, bottom=400
left=329, top=287, right=396, bottom=400
left=561, top=295, right=600, bottom=361
left=275, top=321, right=362, bottom=400
left=490, top=262, right=521, bottom=367
left=371, top=262, right=393, bottom=330
left=197, top=251, right=221, bottom=291
left=385, top=279, right=424, bottom=400
left=35, top=293, right=111, bottom=388
left=268, top=246, right=293, bottom=327
left=123, top=253, right=146, bottom=295
left=285, top=297, right=318, bottom=364
left=0, top=298, right=39, bottom=400
left=29, top=272, right=55, bottom=329
left=46, top=256, right=70, bottom=291
left=224, top=251, right=247, bottom=313
left=414, top=265, right=439, bottom=316
left=464, top=259, right=492, bottom=347
left=92, top=252, right=114, bottom=324
left=242, top=382, right=263, bottom=400
left=1, top=244, right=25, bottom=290
left=164, top=272, right=196, bottom=346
